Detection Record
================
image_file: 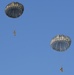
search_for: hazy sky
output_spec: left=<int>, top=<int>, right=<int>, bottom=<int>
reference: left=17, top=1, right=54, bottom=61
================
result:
left=0, top=0, right=74, bottom=75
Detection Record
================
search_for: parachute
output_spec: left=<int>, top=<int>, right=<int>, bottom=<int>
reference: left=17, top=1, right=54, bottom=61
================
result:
left=50, top=35, right=71, bottom=72
left=5, top=2, right=24, bottom=18
left=5, top=2, right=24, bottom=36
left=50, top=35, right=71, bottom=52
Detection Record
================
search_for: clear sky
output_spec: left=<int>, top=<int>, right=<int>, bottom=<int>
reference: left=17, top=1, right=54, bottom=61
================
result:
left=0, top=0, right=74, bottom=75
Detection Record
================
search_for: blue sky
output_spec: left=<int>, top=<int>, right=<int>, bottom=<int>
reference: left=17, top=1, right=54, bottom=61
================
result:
left=0, top=0, right=74, bottom=75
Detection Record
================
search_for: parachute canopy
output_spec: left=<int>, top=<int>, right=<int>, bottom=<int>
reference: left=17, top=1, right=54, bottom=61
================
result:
left=50, top=35, right=71, bottom=52
left=5, top=2, right=24, bottom=18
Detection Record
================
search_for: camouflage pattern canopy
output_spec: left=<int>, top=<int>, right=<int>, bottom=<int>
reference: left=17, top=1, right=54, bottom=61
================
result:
left=5, top=2, right=24, bottom=18
left=50, top=35, right=71, bottom=52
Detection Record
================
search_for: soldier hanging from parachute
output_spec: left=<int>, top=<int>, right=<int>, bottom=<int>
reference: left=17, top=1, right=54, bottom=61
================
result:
left=50, top=34, right=71, bottom=72
left=5, top=2, right=24, bottom=36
